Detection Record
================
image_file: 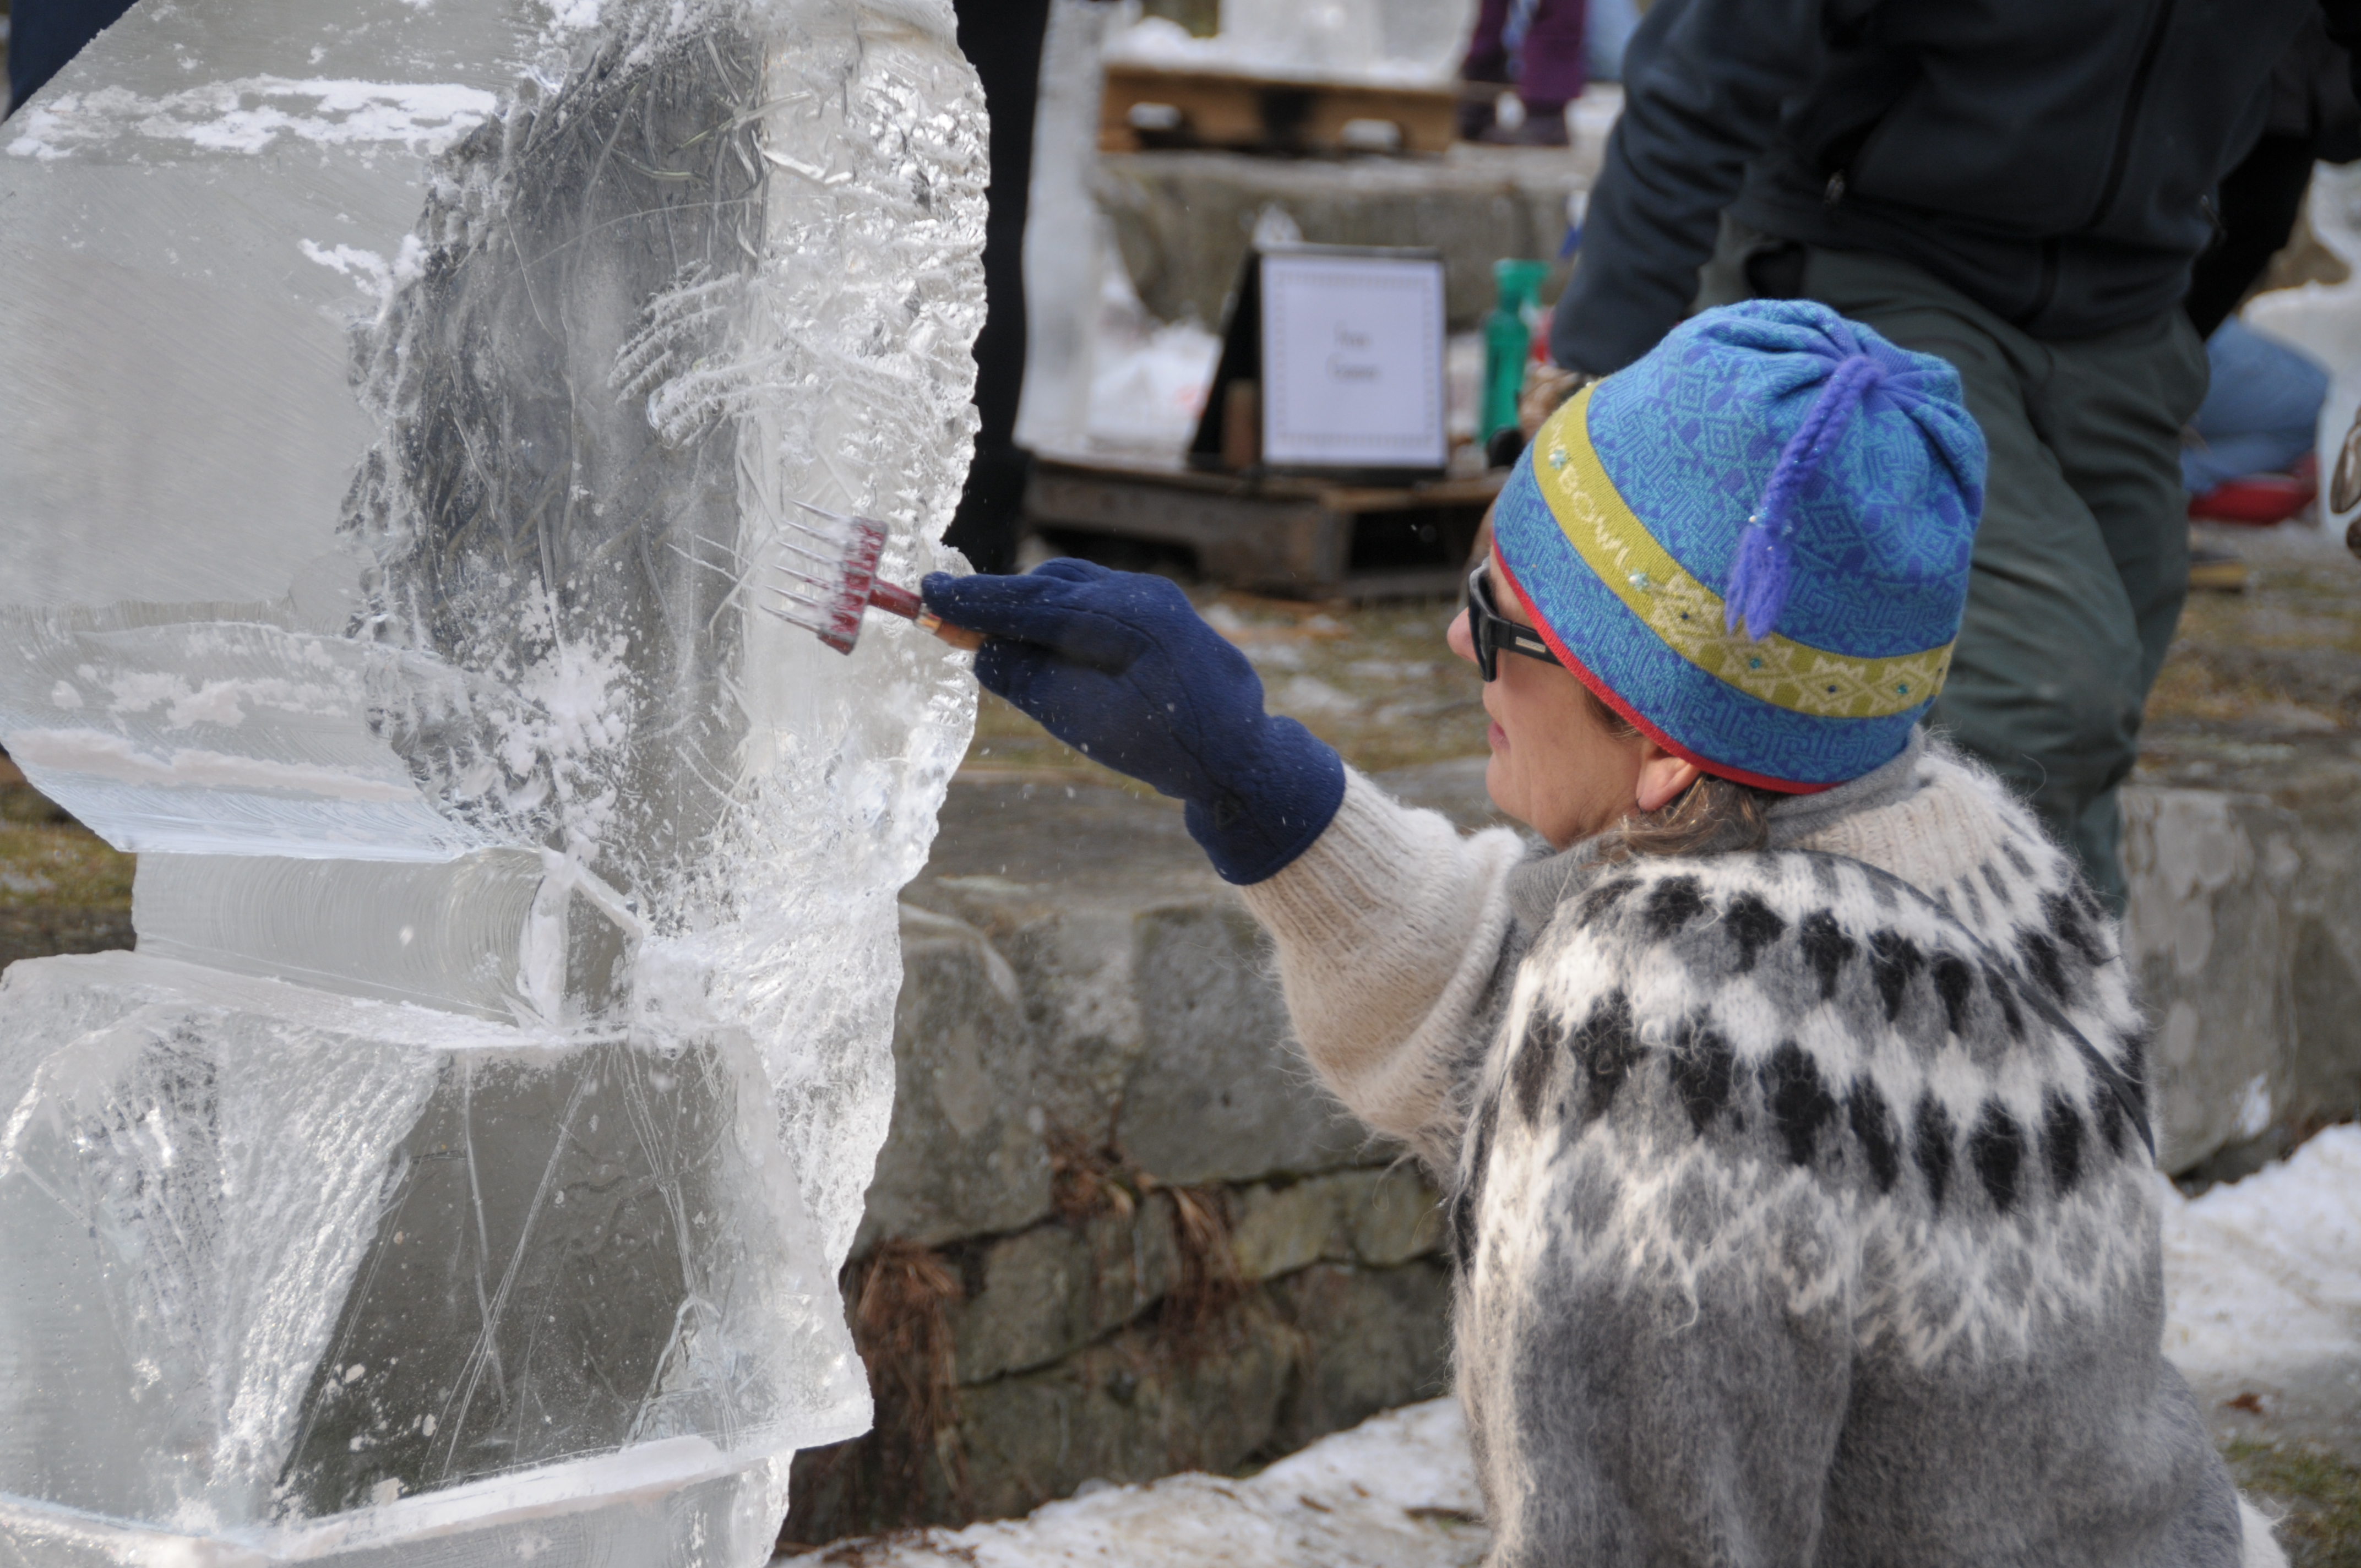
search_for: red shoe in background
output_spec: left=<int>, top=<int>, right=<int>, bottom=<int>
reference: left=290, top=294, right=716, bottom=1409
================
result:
left=2188, top=453, right=2318, bottom=526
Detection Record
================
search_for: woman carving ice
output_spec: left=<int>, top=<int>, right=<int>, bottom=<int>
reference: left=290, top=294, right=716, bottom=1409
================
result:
left=920, top=300, right=2282, bottom=1567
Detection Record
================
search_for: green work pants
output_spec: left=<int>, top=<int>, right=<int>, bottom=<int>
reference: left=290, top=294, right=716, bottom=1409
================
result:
left=1700, top=227, right=2210, bottom=910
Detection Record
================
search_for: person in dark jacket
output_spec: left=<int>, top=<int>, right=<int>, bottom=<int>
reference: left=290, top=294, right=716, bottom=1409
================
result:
left=6, top=0, right=137, bottom=115
left=2185, top=12, right=2361, bottom=340
left=1545, top=0, right=2359, bottom=911
left=945, top=0, right=1056, bottom=578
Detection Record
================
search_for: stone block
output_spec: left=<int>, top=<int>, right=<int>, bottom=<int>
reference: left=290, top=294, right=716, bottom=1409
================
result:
left=2130, top=728, right=2361, bottom=1168
left=1228, top=1166, right=1444, bottom=1281
left=909, top=778, right=1381, bottom=1186
left=856, top=906, right=1056, bottom=1250
left=1347, top=1164, right=1448, bottom=1267
left=1229, top=1174, right=1351, bottom=1282
left=1118, top=902, right=1368, bottom=1184
left=1269, top=1261, right=1455, bottom=1455
left=790, top=1253, right=1462, bottom=1540
left=950, top=1194, right=1181, bottom=1386
left=954, top=1302, right=1301, bottom=1522
left=2270, top=761, right=2361, bottom=1126
left=2121, top=787, right=2302, bottom=1172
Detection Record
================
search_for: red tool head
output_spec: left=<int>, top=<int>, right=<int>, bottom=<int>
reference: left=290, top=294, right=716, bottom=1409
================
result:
left=767, top=502, right=889, bottom=654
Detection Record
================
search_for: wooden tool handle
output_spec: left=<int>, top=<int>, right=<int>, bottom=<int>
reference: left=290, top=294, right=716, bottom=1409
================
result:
left=867, top=580, right=987, bottom=651
left=917, top=611, right=987, bottom=652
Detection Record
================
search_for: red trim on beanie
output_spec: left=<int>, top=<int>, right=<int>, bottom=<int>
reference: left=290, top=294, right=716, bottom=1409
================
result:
left=1492, top=554, right=1832, bottom=797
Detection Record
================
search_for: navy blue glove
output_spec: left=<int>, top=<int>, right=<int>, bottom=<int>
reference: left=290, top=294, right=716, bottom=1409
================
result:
left=921, top=560, right=1345, bottom=885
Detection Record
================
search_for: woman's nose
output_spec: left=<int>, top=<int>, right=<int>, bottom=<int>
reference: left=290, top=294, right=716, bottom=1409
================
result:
left=1446, top=607, right=1478, bottom=666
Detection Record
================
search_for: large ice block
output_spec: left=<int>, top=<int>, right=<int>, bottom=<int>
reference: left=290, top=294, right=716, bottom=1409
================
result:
left=0, top=0, right=985, bottom=1560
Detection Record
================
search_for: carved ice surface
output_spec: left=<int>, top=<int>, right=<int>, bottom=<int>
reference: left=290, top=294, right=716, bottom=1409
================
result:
left=0, top=0, right=984, bottom=1561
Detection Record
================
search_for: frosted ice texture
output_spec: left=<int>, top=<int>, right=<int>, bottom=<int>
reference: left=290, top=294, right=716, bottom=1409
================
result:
left=0, top=0, right=985, bottom=1561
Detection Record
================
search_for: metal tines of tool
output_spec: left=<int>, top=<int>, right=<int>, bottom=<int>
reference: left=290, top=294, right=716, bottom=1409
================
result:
left=763, top=500, right=981, bottom=655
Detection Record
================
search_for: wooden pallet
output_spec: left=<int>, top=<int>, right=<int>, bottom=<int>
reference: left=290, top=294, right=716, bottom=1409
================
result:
left=1023, top=455, right=1499, bottom=600
left=1099, top=63, right=1459, bottom=157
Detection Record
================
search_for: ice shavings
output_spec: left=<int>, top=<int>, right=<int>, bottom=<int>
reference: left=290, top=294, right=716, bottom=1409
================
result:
left=486, top=600, right=632, bottom=865
left=298, top=233, right=429, bottom=309
left=545, top=0, right=609, bottom=36
left=6, top=78, right=501, bottom=161
left=1086, top=319, right=1221, bottom=455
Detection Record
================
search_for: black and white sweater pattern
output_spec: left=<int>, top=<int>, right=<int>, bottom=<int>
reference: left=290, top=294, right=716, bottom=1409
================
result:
left=1242, top=737, right=2256, bottom=1567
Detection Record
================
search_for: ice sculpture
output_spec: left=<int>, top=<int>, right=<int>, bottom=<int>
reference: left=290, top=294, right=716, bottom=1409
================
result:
left=0, top=0, right=984, bottom=1560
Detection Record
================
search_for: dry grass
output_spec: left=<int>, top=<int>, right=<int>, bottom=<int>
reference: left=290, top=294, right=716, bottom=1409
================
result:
left=2146, top=556, right=2361, bottom=732
left=0, top=780, right=133, bottom=913
left=2224, top=1440, right=2361, bottom=1567
left=780, top=1240, right=971, bottom=1549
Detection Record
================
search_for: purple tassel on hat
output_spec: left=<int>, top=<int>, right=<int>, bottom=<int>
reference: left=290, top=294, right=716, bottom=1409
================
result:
left=1725, top=353, right=1886, bottom=641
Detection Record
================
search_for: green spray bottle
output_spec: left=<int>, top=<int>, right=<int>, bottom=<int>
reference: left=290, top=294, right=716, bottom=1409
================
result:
left=1481, top=258, right=1549, bottom=449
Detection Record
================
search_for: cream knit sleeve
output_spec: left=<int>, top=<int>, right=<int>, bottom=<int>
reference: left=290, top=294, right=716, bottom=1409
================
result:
left=1237, top=766, right=1529, bottom=1167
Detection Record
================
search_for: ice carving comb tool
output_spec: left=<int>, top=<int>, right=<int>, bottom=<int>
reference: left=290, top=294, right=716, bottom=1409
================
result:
left=764, top=500, right=987, bottom=656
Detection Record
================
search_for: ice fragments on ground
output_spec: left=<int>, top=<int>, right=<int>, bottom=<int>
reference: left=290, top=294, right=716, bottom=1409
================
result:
left=0, top=0, right=986, bottom=1561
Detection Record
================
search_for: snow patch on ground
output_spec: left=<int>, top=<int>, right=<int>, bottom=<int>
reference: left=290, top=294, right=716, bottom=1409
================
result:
left=2161, top=1124, right=2361, bottom=1456
left=785, top=1398, right=1488, bottom=1567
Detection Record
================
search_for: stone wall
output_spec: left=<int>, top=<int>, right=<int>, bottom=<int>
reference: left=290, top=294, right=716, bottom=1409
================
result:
left=2127, top=725, right=2361, bottom=1175
left=781, top=777, right=1462, bottom=1545
left=786, top=735, right=2361, bottom=1544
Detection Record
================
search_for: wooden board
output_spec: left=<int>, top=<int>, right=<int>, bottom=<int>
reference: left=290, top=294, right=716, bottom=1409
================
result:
left=1099, top=64, right=1459, bottom=157
left=1024, top=456, right=1499, bottom=600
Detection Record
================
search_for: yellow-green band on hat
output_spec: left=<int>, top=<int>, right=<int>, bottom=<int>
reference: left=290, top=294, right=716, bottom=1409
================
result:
left=1534, top=386, right=1954, bottom=722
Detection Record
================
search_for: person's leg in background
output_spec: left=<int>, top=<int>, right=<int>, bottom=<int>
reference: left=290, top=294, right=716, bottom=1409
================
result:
left=2182, top=317, right=2330, bottom=493
left=947, top=0, right=1056, bottom=575
left=1509, top=0, right=1586, bottom=141
left=1799, top=247, right=2205, bottom=911
left=2027, top=306, right=2211, bottom=900
left=1584, top=0, right=1639, bottom=82
left=1458, top=0, right=1516, bottom=140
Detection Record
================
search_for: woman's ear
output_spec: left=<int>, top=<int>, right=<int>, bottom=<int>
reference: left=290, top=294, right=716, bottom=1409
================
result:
left=1633, top=747, right=1702, bottom=814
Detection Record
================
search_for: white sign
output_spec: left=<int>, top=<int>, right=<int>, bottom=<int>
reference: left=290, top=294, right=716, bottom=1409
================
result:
left=1259, top=250, right=1447, bottom=470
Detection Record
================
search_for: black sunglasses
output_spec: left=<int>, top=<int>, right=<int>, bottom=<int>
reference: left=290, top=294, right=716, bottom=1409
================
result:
left=1465, top=562, right=1565, bottom=682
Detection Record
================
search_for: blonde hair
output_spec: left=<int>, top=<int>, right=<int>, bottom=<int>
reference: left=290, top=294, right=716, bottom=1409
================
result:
left=1579, top=686, right=1781, bottom=859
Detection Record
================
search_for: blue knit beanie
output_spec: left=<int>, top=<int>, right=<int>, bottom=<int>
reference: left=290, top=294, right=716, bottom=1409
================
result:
left=1492, top=299, right=1987, bottom=791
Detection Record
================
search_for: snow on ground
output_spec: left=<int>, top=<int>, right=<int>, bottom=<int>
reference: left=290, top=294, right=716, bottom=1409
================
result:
left=780, top=1398, right=1488, bottom=1567
left=786, top=1129, right=2361, bottom=1566
left=2162, top=1124, right=2361, bottom=1458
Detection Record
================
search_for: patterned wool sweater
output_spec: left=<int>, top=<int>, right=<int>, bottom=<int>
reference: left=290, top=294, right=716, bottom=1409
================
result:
left=1239, top=733, right=2272, bottom=1568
